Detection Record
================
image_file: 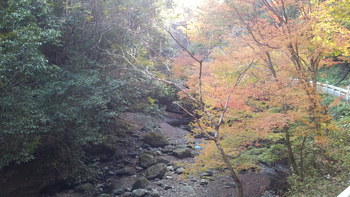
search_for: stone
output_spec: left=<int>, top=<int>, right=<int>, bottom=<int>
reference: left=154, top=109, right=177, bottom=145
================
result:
left=132, top=177, right=150, bottom=190
left=145, top=163, right=167, bottom=180
left=139, top=153, right=157, bottom=168
left=74, top=183, right=97, bottom=194
left=223, top=183, right=236, bottom=188
left=113, top=149, right=125, bottom=160
left=108, top=170, right=114, bottom=175
left=175, top=167, right=185, bottom=174
left=148, top=189, right=160, bottom=197
left=112, top=188, right=126, bottom=195
left=166, top=166, right=174, bottom=171
left=156, top=157, right=170, bottom=164
left=122, top=192, right=133, bottom=197
left=132, top=189, right=148, bottom=197
left=115, top=167, right=135, bottom=176
left=142, top=132, right=169, bottom=147
left=164, top=185, right=174, bottom=190
left=97, top=194, right=112, bottom=197
left=156, top=181, right=166, bottom=187
left=101, top=182, right=114, bottom=193
left=261, top=190, right=275, bottom=197
left=200, top=170, right=214, bottom=178
left=199, top=179, right=208, bottom=185
left=172, top=148, right=194, bottom=158
left=181, top=186, right=195, bottom=194
left=96, top=183, right=104, bottom=188
left=136, top=166, right=143, bottom=171
left=165, top=176, right=173, bottom=179
left=161, top=145, right=174, bottom=154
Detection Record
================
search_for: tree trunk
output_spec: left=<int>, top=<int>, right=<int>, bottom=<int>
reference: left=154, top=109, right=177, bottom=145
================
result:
left=214, top=139, right=244, bottom=197
left=299, top=136, right=307, bottom=181
left=285, top=128, right=300, bottom=176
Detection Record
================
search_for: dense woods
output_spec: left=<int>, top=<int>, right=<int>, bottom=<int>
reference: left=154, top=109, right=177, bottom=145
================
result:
left=0, top=0, right=349, bottom=197
left=0, top=0, right=174, bottom=187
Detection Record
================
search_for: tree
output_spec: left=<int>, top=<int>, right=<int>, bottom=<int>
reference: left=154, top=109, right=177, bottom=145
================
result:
left=164, top=1, right=349, bottom=195
left=0, top=0, right=61, bottom=167
left=0, top=0, right=172, bottom=178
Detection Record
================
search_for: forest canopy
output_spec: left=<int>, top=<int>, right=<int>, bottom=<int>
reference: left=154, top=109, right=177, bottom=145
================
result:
left=0, top=0, right=349, bottom=196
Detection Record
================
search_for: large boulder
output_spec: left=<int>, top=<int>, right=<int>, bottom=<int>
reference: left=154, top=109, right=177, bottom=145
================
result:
left=145, top=163, right=167, bottom=180
left=139, top=153, right=157, bottom=168
left=142, top=132, right=169, bottom=147
left=132, top=177, right=150, bottom=190
left=172, top=148, right=193, bottom=158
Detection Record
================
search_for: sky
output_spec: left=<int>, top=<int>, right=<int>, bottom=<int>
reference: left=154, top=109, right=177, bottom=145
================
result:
left=175, top=0, right=207, bottom=9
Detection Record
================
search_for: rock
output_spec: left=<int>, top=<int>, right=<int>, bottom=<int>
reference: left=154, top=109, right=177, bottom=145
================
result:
left=172, top=148, right=194, bottom=158
left=161, top=145, right=174, bottom=154
left=181, top=186, right=195, bottom=194
left=122, top=191, right=133, bottom=197
left=175, top=167, right=185, bottom=174
left=132, top=189, right=148, bottom=197
left=200, top=170, right=214, bottom=178
left=164, top=171, right=172, bottom=176
left=223, top=183, right=236, bottom=188
left=199, top=179, right=208, bottom=185
left=164, top=185, right=174, bottom=190
left=142, top=132, right=169, bottom=147
left=115, top=167, right=135, bottom=176
left=114, top=149, right=124, bottom=160
left=97, top=194, right=112, bottom=197
left=165, top=176, right=173, bottom=179
left=108, top=170, right=114, bottom=175
left=101, top=182, right=114, bottom=193
left=156, top=181, right=166, bottom=187
left=91, top=136, right=118, bottom=162
left=132, top=177, right=150, bottom=190
left=145, top=163, right=167, bottom=180
left=156, top=157, right=170, bottom=164
left=261, top=190, right=275, bottom=197
left=112, top=188, right=126, bottom=195
left=128, top=152, right=138, bottom=157
left=139, top=153, right=157, bottom=168
left=148, top=189, right=160, bottom=197
left=74, top=183, right=97, bottom=194
left=166, top=166, right=174, bottom=171
left=136, top=166, right=144, bottom=171
left=132, top=133, right=140, bottom=138
left=96, top=183, right=104, bottom=188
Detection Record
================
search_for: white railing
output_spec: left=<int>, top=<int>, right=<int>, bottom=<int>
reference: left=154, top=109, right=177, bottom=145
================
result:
left=312, top=81, right=350, bottom=102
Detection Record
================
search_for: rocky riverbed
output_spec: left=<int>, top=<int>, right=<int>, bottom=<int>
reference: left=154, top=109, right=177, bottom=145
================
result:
left=42, top=112, right=289, bottom=197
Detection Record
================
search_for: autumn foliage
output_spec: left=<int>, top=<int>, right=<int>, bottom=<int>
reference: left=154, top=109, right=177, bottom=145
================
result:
left=167, top=0, right=350, bottom=196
